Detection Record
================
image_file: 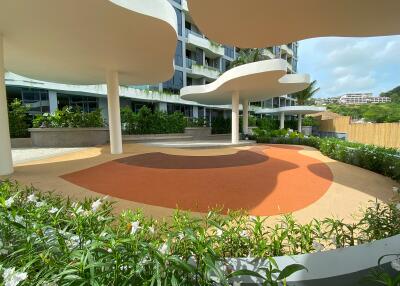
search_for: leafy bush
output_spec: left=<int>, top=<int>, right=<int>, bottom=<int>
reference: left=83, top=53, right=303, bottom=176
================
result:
left=211, top=116, right=231, bottom=134
left=327, top=103, right=400, bottom=123
left=8, top=99, right=30, bottom=138
left=186, top=117, right=208, bottom=128
left=256, top=118, right=298, bottom=132
left=302, top=116, right=319, bottom=127
left=32, top=107, right=104, bottom=128
left=255, top=135, right=400, bottom=182
left=0, top=181, right=399, bottom=285
left=121, top=106, right=186, bottom=135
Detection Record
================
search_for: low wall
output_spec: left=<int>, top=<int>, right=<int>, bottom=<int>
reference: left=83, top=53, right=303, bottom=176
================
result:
left=229, top=234, right=400, bottom=286
left=11, top=138, right=32, bottom=148
left=123, top=133, right=191, bottom=142
left=29, top=128, right=109, bottom=147
left=184, top=127, right=212, bottom=139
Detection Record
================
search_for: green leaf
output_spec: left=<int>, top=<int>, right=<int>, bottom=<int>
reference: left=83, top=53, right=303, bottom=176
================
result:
left=277, top=264, right=307, bottom=281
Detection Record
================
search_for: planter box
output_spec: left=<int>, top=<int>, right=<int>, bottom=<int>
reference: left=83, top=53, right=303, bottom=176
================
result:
left=228, top=234, right=400, bottom=286
left=11, top=138, right=32, bottom=148
left=184, top=127, right=212, bottom=139
left=29, top=128, right=109, bottom=147
left=301, top=126, right=313, bottom=136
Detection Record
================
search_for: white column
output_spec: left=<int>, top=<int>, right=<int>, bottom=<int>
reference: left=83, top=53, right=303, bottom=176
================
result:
left=106, top=71, right=123, bottom=154
left=242, top=99, right=249, bottom=134
left=48, top=90, right=58, bottom=113
left=231, top=91, right=239, bottom=144
left=192, top=106, right=198, bottom=118
left=280, top=112, right=285, bottom=129
left=298, top=114, right=302, bottom=132
left=0, top=35, right=13, bottom=175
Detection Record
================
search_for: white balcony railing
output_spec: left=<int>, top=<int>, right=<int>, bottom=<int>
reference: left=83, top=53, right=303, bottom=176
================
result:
left=185, top=29, right=224, bottom=56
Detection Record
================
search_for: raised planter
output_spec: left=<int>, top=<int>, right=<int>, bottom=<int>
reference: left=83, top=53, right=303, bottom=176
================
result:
left=11, top=137, right=32, bottom=148
left=301, top=126, right=313, bottom=136
left=29, top=128, right=109, bottom=147
left=184, top=127, right=212, bottom=139
left=228, top=234, right=400, bottom=286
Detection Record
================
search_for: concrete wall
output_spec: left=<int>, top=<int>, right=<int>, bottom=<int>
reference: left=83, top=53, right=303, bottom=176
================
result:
left=29, top=128, right=109, bottom=147
left=318, top=116, right=400, bottom=148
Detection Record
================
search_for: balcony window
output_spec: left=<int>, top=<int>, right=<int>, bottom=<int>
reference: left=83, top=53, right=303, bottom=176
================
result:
left=174, top=7, right=182, bottom=36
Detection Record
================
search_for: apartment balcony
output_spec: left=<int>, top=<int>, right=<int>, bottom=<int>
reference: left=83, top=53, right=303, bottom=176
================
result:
left=280, top=44, right=294, bottom=56
left=186, top=58, right=220, bottom=80
left=261, top=49, right=275, bottom=60
left=185, top=29, right=224, bottom=57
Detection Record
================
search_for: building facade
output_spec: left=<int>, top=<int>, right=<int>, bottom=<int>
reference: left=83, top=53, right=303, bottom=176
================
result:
left=5, top=0, right=299, bottom=123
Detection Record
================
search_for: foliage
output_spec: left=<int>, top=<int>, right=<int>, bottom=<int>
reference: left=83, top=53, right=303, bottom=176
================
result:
left=292, top=80, right=320, bottom=105
left=381, top=85, right=400, bottom=103
left=230, top=49, right=264, bottom=68
left=327, top=103, right=400, bottom=123
left=8, top=99, right=30, bottom=138
left=211, top=116, right=231, bottom=134
left=256, top=118, right=298, bottom=132
left=364, top=254, right=400, bottom=286
left=302, top=116, right=319, bottom=127
left=32, top=107, right=104, bottom=128
left=187, top=117, right=208, bottom=128
left=255, top=135, right=400, bottom=182
left=0, top=181, right=399, bottom=285
left=121, top=106, right=186, bottom=135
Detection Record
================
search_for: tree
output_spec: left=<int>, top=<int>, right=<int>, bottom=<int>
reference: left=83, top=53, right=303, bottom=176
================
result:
left=230, top=48, right=264, bottom=68
left=292, top=80, right=320, bottom=105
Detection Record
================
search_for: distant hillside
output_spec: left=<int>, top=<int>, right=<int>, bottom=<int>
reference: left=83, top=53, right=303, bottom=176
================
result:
left=327, top=103, right=400, bottom=123
left=381, top=86, right=400, bottom=103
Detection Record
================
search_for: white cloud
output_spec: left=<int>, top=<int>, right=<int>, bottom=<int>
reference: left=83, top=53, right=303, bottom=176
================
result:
left=298, top=36, right=400, bottom=98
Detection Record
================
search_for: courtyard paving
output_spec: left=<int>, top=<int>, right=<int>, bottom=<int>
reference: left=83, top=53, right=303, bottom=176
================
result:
left=2, top=143, right=398, bottom=223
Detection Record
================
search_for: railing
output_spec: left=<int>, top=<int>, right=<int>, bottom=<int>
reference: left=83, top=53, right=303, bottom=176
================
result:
left=185, top=28, right=203, bottom=38
left=185, top=58, right=196, bottom=69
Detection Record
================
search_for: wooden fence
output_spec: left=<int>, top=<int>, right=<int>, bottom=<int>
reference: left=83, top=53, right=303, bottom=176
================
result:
left=318, top=116, right=400, bottom=148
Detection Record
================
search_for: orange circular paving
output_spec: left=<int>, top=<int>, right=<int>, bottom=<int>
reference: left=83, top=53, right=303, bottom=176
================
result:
left=61, top=145, right=333, bottom=216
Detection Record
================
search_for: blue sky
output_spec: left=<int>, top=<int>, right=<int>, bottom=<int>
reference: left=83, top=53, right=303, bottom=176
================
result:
left=298, top=36, right=400, bottom=98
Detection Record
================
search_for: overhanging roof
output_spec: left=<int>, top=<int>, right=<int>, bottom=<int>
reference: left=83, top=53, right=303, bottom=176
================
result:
left=0, top=0, right=178, bottom=85
left=256, top=106, right=326, bottom=115
left=187, top=0, right=400, bottom=48
left=180, top=59, right=310, bottom=105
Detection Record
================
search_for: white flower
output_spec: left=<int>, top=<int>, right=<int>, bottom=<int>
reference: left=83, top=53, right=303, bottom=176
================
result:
left=27, top=194, right=37, bottom=203
left=0, top=248, right=9, bottom=255
left=159, top=243, right=168, bottom=255
left=216, top=228, right=223, bottom=237
left=391, top=257, right=400, bottom=271
left=148, top=226, right=155, bottom=234
left=393, top=187, right=399, bottom=194
left=13, top=216, right=24, bottom=224
left=35, top=201, right=46, bottom=208
left=130, top=221, right=140, bottom=235
left=107, top=248, right=112, bottom=253
left=91, top=199, right=102, bottom=212
left=249, top=215, right=257, bottom=222
left=312, top=241, right=324, bottom=252
left=76, top=206, right=84, bottom=214
left=239, top=230, right=248, bottom=238
left=178, top=232, right=184, bottom=240
left=5, top=197, right=14, bottom=208
left=2, top=267, right=28, bottom=286
left=49, top=207, right=59, bottom=214
left=67, top=235, right=80, bottom=249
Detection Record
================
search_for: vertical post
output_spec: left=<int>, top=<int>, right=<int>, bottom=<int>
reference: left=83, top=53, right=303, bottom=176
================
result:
left=48, top=90, right=58, bottom=113
left=298, top=114, right=302, bottom=132
left=0, top=35, right=13, bottom=175
left=280, top=112, right=285, bottom=129
left=106, top=71, right=123, bottom=154
left=231, top=91, right=239, bottom=144
left=242, top=99, right=249, bottom=134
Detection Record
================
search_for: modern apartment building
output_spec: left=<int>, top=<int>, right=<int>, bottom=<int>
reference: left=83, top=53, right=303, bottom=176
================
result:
left=5, top=0, right=299, bottom=123
left=339, top=93, right=391, bottom=104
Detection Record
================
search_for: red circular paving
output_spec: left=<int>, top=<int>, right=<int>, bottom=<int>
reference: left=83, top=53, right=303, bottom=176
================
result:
left=61, top=145, right=333, bottom=216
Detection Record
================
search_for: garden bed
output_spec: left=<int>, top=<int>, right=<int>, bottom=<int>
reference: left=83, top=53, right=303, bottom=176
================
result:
left=29, top=128, right=109, bottom=147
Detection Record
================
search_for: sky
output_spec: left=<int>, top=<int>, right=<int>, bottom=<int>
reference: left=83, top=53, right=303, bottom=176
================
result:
left=298, top=36, right=400, bottom=98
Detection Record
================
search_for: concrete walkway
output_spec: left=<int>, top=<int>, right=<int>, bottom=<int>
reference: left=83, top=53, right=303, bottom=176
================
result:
left=12, top=147, right=87, bottom=165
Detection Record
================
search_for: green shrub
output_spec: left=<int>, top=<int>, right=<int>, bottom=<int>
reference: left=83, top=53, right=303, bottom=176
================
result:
left=302, top=116, right=319, bottom=127
left=211, top=116, right=231, bottom=134
left=0, top=181, right=399, bottom=285
left=32, top=107, right=104, bottom=128
left=121, top=106, right=186, bottom=135
left=8, top=99, right=30, bottom=138
left=186, top=117, right=208, bottom=127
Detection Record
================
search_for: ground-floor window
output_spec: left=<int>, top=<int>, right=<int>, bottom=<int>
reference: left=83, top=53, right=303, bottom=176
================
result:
left=57, top=93, right=98, bottom=112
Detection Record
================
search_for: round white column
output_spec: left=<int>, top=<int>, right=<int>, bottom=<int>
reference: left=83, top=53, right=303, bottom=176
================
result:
left=242, top=99, right=249, bottom=134
left=0, top=35, right=14, bottom=175
left=231, top=91, right=239, bottom=144
left=279, top=112, right=285, bottom=129
left=106, top=71, right=123, bottom=154
left=298, top=114, right=302, bottom=132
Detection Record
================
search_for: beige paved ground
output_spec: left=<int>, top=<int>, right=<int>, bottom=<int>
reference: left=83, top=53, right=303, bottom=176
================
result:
left=1, top=143, right=398, bottom=223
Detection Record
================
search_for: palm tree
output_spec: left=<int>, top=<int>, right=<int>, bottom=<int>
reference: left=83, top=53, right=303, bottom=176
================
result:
left=230, top=48, right=264, bottom=68
left=293, top=80, right=320, bottom=105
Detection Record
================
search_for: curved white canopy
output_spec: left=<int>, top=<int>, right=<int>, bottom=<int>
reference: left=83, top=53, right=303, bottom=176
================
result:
left=0, top=0, right=178, bottom=85
left=180, top=59, right=310, bottom=105
left=256, top=106, right=326, bottom=115
left=187, top=0, right=400, bottom=48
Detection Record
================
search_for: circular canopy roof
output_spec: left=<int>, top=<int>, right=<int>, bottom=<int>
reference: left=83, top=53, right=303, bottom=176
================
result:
left=256, top=106, right=326, bottom=115
left=187, top=0, right=400, bottom=48
left=180, top=59, right=310, bottom=105
left=0, top=0, right=177, bottom=85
